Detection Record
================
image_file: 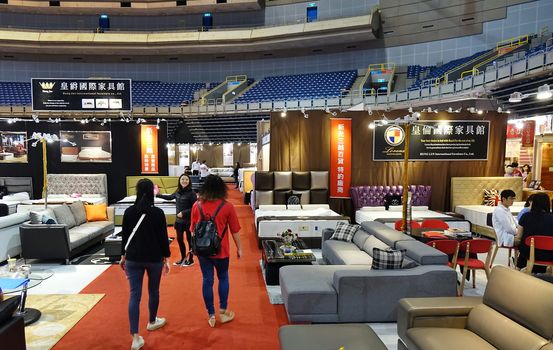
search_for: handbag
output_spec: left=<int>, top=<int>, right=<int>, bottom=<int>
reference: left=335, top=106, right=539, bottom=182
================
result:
left=124, top=213, right=146, bottom=252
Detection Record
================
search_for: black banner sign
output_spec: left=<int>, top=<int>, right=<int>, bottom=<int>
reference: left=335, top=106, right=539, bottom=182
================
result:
left=32, top=78, right=132, bottom=111
left=373, top=120, right=489, bottom=161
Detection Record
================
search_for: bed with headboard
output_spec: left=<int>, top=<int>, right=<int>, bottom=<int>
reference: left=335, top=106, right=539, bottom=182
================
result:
left=113, top=176, right=181, bottom=225
left=0, top=177, right=33, bottom=214
left=16, top=174, right=108, bottom=213
left=351, top=185, right=471, bottom=231
left=451, top=177, right=525, bottom=239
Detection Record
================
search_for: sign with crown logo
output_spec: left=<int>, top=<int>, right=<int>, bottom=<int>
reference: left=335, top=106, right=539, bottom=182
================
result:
left=32, top=78, right=132, bottom=111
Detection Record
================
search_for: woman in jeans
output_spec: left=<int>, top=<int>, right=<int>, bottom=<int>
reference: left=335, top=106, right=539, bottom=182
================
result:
left=157, top=173, right=197, bottom=266
left=190, top=175, right=242, bottom=328
left=120, top=178, right=171, bottom=350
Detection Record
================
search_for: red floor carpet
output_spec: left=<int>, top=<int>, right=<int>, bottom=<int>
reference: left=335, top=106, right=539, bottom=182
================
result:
left=54, top=187, right=289, bottom=350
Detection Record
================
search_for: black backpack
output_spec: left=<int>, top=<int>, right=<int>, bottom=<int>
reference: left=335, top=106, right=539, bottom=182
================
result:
left=192, top=200, right=227, bottom=256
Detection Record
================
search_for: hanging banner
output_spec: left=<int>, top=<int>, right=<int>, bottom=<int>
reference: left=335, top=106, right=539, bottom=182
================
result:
left=249, top=143, right=257, bottom=165
left=141, top=125, right=158, bottom=174
left=506, top=123, right=523, bottom=139
left=373, top=120, right=490, bottom=161
left=32, top=78, right=132, bottom=111
left=178, top=144, right=190, bottom=166
left=223, top=143, right=234, bottom=166
left=330, top=118, right=352, bottom=198
left=521, top=120, right=535, bottom=147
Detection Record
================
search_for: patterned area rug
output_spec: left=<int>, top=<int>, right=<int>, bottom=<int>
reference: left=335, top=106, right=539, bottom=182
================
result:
left=24, top=294, right=105, bottom=350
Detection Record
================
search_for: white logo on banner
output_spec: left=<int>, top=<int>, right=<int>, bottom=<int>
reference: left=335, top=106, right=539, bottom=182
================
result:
left=223, top=143, right=234, bottom=166
left=249, top=143, right=257, bottom=165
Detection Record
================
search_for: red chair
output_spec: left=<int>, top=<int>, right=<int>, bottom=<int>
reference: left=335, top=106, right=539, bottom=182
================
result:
left=426, top=239, right=459, bottom=268
left=524, top=236, right=553, bottom=275
left=394, top=220, right=421, bottom=232
left=457, top=239, right=495, bottom=296
left=420, top=219, right=449, bottom=230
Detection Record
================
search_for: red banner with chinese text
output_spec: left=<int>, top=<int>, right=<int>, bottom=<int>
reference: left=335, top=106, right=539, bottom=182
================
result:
left=141, top=125, right=158, bottom=174
left=330, top=118, right=351, bottom=198
left=521, top=120, right=535, bottom=147
left=506, top=123, right=522, bottom=139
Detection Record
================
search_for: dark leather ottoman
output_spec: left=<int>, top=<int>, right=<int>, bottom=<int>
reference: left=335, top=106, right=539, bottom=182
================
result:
left=279, top=324, right=387, bottom=350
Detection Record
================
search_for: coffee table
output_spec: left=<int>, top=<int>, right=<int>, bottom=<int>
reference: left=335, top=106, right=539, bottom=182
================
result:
left=0, top=263, right=54, bottom=326
left=261, top=239, right=316, bottom=285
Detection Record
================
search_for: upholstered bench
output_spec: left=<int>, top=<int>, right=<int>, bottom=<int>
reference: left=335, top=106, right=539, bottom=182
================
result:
left=279, top=324, right=387, bottom=350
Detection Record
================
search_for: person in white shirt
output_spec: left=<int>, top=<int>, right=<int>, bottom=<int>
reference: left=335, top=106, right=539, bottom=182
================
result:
left=199, top=160, right=210, bottom=179
left=191, top=160, right=200, bottom=176
left=492, top=189, right=517, bottom=247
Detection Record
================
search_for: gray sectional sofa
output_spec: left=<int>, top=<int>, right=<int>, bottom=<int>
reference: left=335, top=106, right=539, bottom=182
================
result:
left=279, top=221, right=457, bottom=323
left=19, top=202, right=115, bottom=264
left=0, top=212, right=30, bottom=263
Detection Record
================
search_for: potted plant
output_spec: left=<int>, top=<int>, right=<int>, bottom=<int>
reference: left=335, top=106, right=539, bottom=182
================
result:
left=280, top=229, right=298, bottom=253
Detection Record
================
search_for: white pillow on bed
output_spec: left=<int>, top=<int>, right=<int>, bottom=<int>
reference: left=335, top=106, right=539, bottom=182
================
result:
left=388, top=205, right=403, bottom=212
left=287, top=204, right=302, bottom=210
left=258, top=204, right=287, bottom=211
left=412, top=206, right=429, bottom=211
left=360, top=206, right=386, bottom=212
left=2, top=192, right=30, bottom=201
left=302, top=204, right=330, bottom=210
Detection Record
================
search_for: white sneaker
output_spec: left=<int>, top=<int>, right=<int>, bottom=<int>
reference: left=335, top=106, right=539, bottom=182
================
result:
left=131, top=336, right=144, bottom=350
left=147, top=317, right=166, bottom=331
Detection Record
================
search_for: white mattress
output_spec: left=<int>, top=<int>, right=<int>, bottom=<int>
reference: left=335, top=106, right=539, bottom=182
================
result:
left=355, top=207, right=471, bottom=231
left=114, top=196, right=176, bottom=216
left=16, top=195, right=107, bottom=212
left=255, top=206, right=338, bottom=222
left=454, top=202, right=526, bottom=228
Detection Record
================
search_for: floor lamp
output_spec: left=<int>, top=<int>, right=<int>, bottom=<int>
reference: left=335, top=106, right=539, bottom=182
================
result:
left=28, top=132, right=75, bottom=208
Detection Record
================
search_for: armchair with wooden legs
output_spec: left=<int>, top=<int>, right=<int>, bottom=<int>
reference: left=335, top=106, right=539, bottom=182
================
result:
left=457, top=239, right=495, bottom=296
left=525, top=236, right=553, bottom=275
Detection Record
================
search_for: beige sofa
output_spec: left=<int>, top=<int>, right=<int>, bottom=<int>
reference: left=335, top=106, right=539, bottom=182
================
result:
left=397, top=266, right=553, bottom=350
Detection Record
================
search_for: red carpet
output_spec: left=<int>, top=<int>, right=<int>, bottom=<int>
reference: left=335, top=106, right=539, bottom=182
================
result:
left=54, top=187, right=289, bottom=350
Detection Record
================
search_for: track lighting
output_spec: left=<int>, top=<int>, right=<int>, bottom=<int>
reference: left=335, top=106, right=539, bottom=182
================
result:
left=509, top=92, right=525, bottom=103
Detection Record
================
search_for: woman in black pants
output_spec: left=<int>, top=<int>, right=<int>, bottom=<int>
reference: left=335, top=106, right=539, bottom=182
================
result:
left=157, top=174, right=197, bottom=266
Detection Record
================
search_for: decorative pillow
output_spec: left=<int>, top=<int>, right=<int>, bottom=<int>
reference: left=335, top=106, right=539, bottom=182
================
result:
left=482, top=189, right=499, bottom=206
left=384, top=194, right=402, bottom=210
left=53, top=204, right=77, bottom=229
left=69, top=201, right=87, bottom=226
left=85, top=203, right=108, bottom=222
left=362, top=235, right=390, bottom=256
left=360, top=206, right=386, bottom=212
left=42, top=214, right=57, bottom=224
left=330, top=222, right=360, bottom=242
left=371, top=248, right=406, bottom=270
left=0, top=296, right=21, bottom=325
left=29, top=211, right=44, bottom=224
left=285, top=192, right=302, bottom=206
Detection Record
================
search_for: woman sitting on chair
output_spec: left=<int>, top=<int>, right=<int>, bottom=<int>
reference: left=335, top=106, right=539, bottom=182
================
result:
left=515, top=193, right=553, bottom=273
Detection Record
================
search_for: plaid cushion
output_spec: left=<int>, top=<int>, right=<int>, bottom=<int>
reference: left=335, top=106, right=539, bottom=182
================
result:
left=330, top=222, right=360, bottom=242
left=371, top=248, right=406, bottom=270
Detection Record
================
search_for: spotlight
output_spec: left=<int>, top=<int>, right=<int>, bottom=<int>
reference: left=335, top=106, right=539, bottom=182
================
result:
left=447, top=107, right=453, bottom=113
left=280, top=108, right=287, bottom=117
left=408, top=106, right=413, bottom=113
left=477, top=109, right=483, bottom=115
left=497, top=107, right=503, bottom=113
left=367, top=106, right=373, bottom=115
left=509, top=92, right=524, bottom=103
left=412, top=112, right=421, bottom=120
left=368, top=122, right=375, bottom=129
left=537, top=84, right=552, bottom=100
left=468, top=107, right=477, bottom=114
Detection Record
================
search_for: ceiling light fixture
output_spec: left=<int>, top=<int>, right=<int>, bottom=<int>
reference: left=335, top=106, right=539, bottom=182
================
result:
left=537, top=84, right=552, bottom=100
left=509, top=91, right=525, bottom=103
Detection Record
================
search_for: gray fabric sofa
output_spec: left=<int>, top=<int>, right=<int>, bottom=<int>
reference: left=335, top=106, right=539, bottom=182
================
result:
left=0, top=212, right=30, bottom=263
left=19, top=202, right=114, bottom=264
left=279, top=221, right=457, bottom=323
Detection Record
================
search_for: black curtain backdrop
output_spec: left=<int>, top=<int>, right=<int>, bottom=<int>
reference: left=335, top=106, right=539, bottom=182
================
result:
left=0, top=121, right=168, bottom=204
left=270, top=110, right=507, bottom=218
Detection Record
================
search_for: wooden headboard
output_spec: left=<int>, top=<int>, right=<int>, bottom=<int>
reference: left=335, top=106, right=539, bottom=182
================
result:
left=0, top=177, right=33, bottom=198
left=450, top=177, right=523, bottom=210
left=127, top=176, right=179, bottom=196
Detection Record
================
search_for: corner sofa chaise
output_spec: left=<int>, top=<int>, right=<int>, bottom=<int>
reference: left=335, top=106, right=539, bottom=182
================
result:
left=279, top=221, right=457, bottom=323
left=19, top=202, right=114, bottom=264
left=0, top=212, right=30, bottom=263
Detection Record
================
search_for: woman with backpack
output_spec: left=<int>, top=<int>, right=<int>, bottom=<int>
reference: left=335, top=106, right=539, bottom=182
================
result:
left=190, top=174, right=242, bottom=328
left=157, top=173, right=197, bottom=266
left=120, top=178, right=171, bottom=350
